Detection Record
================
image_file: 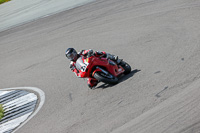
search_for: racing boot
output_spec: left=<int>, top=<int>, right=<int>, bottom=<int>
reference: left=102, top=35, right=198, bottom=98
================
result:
left=106, top=54, right=121, bottom=64
left=87, top=78, right=98, bottom=89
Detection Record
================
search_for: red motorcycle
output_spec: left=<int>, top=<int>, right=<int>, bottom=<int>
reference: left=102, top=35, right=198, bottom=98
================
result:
left=75, top=53, right=131, bottom=89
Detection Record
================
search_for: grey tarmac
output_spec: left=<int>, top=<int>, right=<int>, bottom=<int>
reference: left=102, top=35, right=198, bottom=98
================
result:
left=1, top=0, right=200, bottom=133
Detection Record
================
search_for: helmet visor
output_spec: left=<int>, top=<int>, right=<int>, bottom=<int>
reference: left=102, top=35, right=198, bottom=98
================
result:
left=66, top=53, right=74, bottom=60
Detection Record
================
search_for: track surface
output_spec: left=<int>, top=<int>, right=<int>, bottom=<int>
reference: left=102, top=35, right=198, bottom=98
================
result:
left=1, top=0, right=200, bottom=132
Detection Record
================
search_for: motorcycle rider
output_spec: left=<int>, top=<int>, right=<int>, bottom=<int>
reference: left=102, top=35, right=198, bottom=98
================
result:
left=65, top=48, right=120, bottom=88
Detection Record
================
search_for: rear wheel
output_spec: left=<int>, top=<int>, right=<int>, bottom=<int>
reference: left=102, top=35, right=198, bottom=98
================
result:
left=120, top=61, right=131, bottom=74
left=94, top=71, right=118, bottom=84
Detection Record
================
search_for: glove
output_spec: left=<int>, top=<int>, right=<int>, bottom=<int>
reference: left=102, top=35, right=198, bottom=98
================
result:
left=69, top=62, right=75, bottom=71
left=87, top=49, right=93, bottom=57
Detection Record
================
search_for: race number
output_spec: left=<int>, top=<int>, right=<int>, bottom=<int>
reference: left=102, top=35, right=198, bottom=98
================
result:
left=81, top=62, right=89, bottom=72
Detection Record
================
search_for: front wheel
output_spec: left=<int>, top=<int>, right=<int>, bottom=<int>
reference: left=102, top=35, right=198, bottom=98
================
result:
left=94, top=71, right=118, bottom=85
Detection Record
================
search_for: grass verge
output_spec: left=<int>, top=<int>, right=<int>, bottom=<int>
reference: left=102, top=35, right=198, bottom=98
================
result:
left=0, top=104, right=4, bottom=120
left=0, top=0, right=11, bottom=5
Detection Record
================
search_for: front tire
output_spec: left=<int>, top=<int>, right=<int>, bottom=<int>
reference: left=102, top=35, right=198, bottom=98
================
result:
left=94, top=71, right=118, bottom=84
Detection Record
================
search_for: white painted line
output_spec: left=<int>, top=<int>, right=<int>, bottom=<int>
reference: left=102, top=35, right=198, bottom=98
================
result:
left=0, top=87, right=45, bottom=133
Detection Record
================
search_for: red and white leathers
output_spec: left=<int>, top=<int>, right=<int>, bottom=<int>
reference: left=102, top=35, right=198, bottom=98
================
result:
left=69, top=49, right=107, bottom=88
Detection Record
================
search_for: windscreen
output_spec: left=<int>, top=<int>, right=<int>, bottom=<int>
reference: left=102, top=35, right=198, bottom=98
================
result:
left=75, top=57, right=83, bottom=70
left=75, top=57, right=89, bottom=72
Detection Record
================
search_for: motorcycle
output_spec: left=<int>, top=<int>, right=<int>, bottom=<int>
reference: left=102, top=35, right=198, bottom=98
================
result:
left=75, top=53, right=131, bottom=89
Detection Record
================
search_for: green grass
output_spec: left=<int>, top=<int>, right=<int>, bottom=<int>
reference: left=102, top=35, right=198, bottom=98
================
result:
left=0, top=0, right=11, bottom=5
left=0, top=104, right=4, bottom=120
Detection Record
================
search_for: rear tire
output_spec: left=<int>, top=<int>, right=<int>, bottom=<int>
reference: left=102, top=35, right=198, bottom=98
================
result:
left=120, top=61, right=131, bottom=74
left=94, top=71, right=118, bottom=84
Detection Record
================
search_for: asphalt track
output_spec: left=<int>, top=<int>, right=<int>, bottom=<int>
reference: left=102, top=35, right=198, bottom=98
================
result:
left=1, top=0, right=200, bottom=132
